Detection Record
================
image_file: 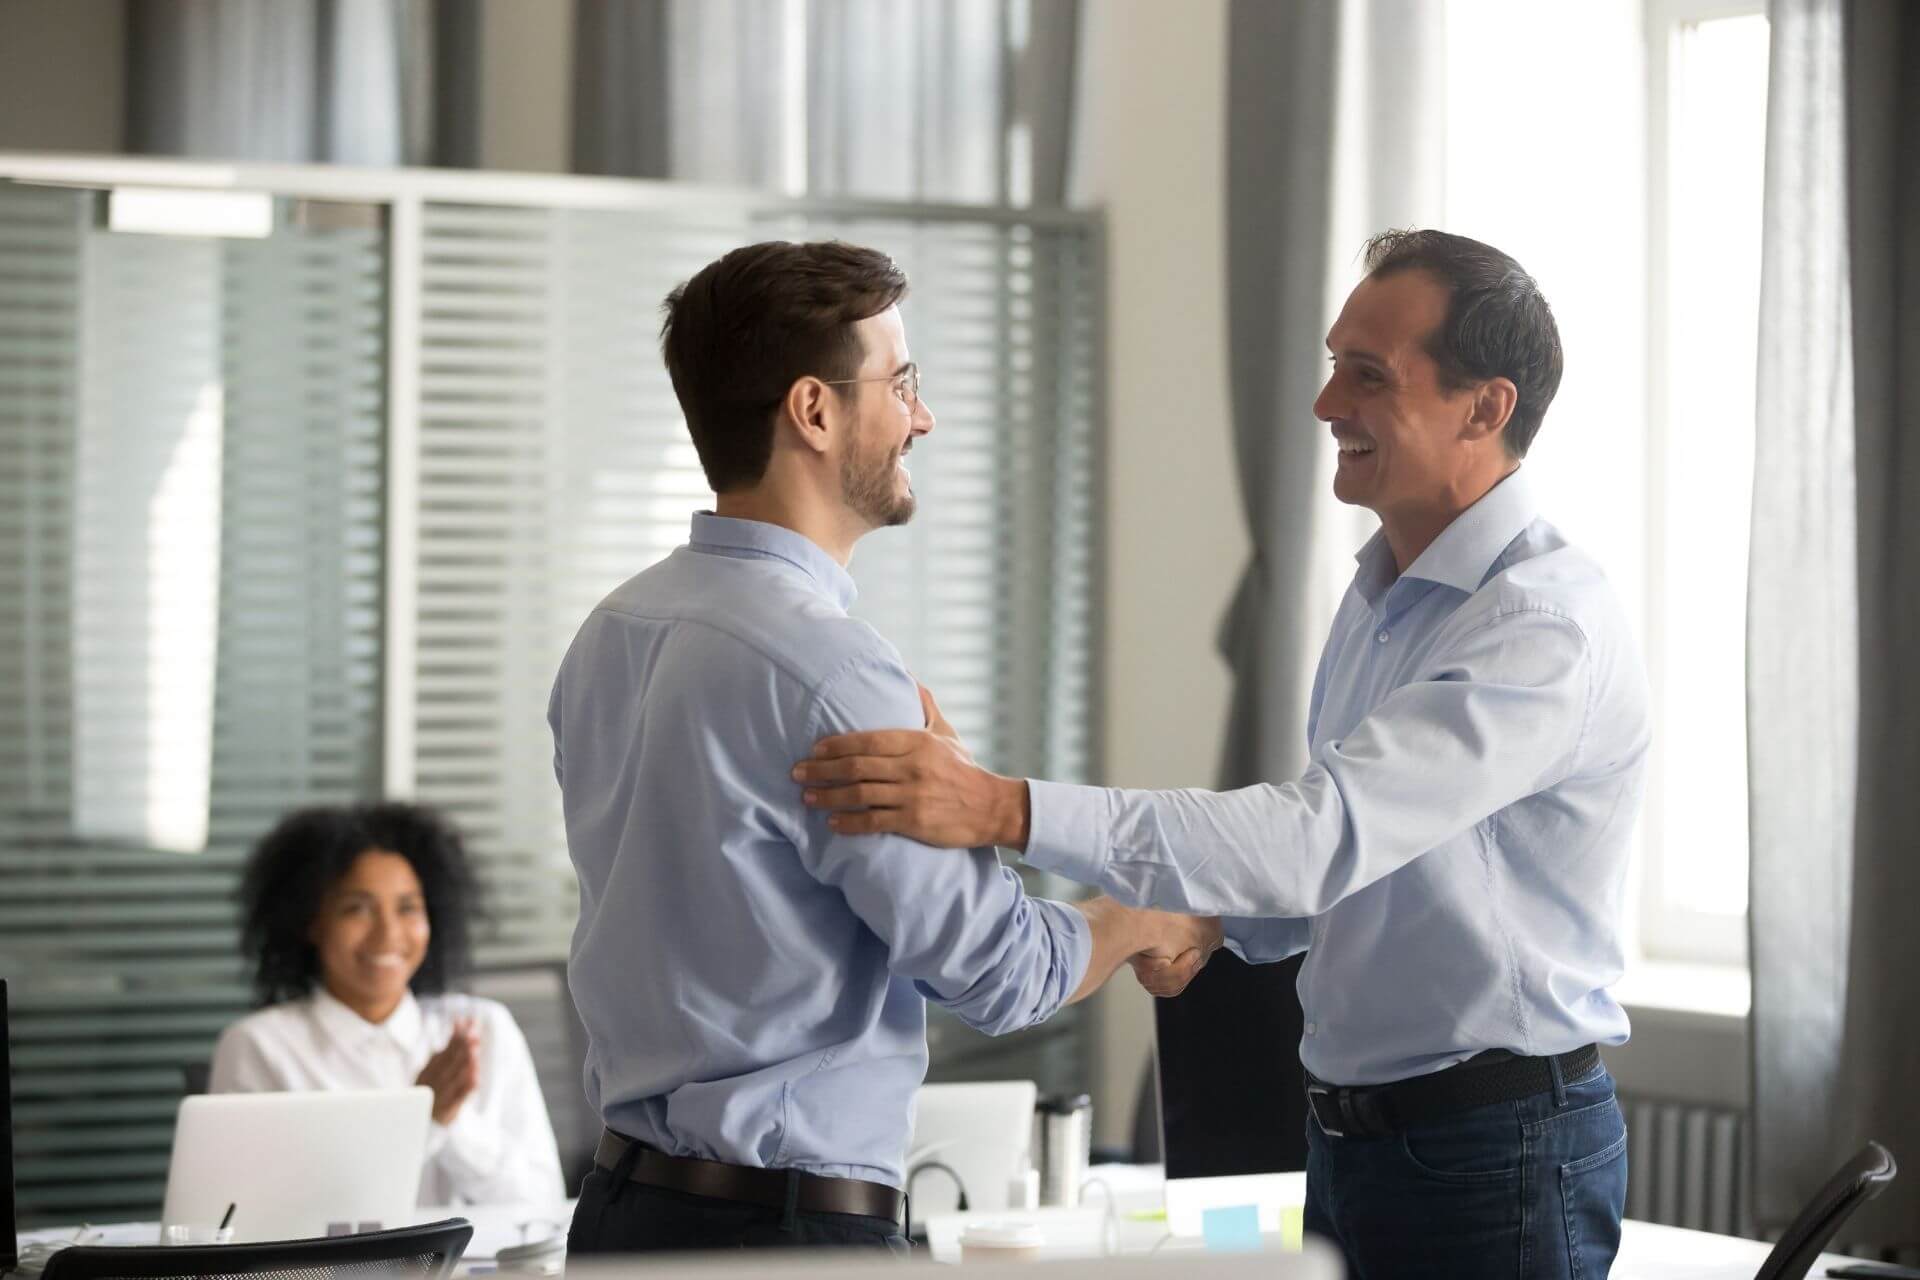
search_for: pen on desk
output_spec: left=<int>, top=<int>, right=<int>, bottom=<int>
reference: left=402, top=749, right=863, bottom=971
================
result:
left=218, top=1203, right=236, bottom=1232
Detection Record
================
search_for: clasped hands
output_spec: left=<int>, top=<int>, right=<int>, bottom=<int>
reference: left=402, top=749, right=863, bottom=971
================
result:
left=1124, top=905, right=1226, bottom=999
left=792, top=684, right=1224, bottom=998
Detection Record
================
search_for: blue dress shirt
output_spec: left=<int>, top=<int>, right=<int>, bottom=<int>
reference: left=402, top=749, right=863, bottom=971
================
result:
left=549, top=513, right=1090, bottom=1188
left=1025, top=471, right=1649, bottom=1086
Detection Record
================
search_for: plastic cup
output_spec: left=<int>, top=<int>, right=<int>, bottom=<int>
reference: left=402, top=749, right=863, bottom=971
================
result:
left=162, top=1225, right=234, bottom=1246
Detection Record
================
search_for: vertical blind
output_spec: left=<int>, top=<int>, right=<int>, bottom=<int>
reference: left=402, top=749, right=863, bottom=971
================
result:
left=0, top=171, right=1104, bottom=1226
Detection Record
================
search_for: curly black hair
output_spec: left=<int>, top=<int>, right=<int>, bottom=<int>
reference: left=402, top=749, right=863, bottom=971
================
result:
left=236, top=802, right=483, bottom=1007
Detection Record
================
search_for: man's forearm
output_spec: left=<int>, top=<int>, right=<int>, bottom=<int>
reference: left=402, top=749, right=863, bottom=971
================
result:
left=1064, top=896, right=1148, bottom=1005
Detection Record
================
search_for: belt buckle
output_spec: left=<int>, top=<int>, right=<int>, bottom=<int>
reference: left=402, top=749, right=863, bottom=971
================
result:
left=1306, top=1083, right=1345, bottom=1138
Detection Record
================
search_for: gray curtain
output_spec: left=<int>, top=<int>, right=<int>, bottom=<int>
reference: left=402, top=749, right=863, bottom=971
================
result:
left=1217, top=0, right=1444, bottom=789
left=1749, top=0, right=1920, bottom=1247
left=570, top=0, right=1077, bottom=203
left=571, top=0, right=670, bottom=178
left=1831, top=0, right=1920, bottom=1246
left=1215, top=0, right=1341, bottom=789
left=125, top=0, right=471, bottom=167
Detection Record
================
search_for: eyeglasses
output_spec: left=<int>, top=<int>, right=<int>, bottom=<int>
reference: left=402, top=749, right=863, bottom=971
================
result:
left=820, top=362, right=921, bottom=410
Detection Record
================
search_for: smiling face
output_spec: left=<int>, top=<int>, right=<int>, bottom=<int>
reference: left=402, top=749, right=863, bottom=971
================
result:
left=308, top=849, right=430, bottom=1023
left=837, top=306, right=935, bottom=530
left=1313, top=269, right=1486, bottom=519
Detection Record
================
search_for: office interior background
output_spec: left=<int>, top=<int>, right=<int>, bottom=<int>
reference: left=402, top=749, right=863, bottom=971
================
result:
left=0, top=0, right=1914, bottom=1255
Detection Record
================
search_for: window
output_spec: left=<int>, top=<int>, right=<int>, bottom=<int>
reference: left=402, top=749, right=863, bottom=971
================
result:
left=1639, top=1, right=1769, bottom=966
left=1318, top=1, right=1770, bottom=974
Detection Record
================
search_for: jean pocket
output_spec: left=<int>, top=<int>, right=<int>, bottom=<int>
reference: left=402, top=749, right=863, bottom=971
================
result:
left=1400, top=1107, right=1524, bottom=1183
left=1560, top=1130, right=1628, bottom=1279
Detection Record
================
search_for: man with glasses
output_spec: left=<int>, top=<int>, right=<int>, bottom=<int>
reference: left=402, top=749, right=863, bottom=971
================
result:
left=549, top=240, right=1221, bottom=1255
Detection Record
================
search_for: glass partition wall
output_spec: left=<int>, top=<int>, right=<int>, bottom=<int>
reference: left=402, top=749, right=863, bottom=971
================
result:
left=0, top=158, right=1105, bottom=1225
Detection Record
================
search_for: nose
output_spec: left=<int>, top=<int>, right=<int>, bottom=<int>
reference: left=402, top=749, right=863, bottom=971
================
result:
left=1313, top=373, right=1343, bottom=424
left=367, top=904, right=397, bottom=946
left=911, top=395, right=935, bottom=437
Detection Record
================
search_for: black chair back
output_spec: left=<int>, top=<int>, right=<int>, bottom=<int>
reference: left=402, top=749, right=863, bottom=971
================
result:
left=41, top=1217, right=473, bottom=1280
left=1754, top=1142, right=1898, bottom=1280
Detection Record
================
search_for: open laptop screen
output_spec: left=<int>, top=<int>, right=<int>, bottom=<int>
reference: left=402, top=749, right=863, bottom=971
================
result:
left=1153, top=952, right=1308, bottom=1233
left=3, top=978, right=16, bottom=1274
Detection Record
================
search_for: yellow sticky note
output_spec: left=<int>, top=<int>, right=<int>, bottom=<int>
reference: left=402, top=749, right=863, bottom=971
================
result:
left=1280, top=1205, right=1305, bottom=1251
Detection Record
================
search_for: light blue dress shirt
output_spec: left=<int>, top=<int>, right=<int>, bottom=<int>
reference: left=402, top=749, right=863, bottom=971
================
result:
left=549, top=513, right=1090, bottom=1188
left=1026, top=471, right=1649, bottom=1086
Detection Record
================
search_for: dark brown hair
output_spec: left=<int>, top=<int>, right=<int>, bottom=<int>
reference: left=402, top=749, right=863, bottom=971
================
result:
left=661, top=241, right=909, bottom=492
left=1362, top=229, right=1564, bottom=459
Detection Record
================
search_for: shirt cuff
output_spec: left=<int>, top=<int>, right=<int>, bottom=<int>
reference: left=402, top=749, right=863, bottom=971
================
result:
left=1021, top=778, right=1112, bottom=888
left=1040, top=895, right=1096, bottom=1000
left=1222, top=915, right=1310, bottom=965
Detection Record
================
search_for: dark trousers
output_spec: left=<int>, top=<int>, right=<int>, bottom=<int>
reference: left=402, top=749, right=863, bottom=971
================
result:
left=567, top=1162, right=910, bottom=1257
left=1304, top=1062, right=1629, bottom=1279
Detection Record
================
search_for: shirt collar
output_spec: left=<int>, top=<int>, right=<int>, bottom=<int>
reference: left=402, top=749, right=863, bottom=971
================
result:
left=688, top=512, right=858, bottom=612
left=1353, top=468, right=1540, bottom=601
left=310, top=986, right=422, bottom=1052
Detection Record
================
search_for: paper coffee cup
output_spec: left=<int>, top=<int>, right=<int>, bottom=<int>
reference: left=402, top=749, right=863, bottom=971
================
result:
left=959, top=1221, right=1045, bottom=1263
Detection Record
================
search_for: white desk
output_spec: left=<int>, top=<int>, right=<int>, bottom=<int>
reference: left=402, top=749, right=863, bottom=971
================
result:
left=16, top=1191, right=1854, bottom=1278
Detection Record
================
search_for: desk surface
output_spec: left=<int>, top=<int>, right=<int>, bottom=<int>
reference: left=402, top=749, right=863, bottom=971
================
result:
left=16, top=1192, right=1853, bottom=1278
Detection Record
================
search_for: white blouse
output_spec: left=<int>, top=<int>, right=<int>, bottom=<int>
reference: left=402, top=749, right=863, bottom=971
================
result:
left=209, top=989, right=566, bottom=1207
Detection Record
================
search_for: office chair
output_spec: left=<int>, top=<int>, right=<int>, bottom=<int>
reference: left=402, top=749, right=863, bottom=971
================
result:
left=40, top=1218, right=472, bottom=1280
left=1753, top=1141, right=1899, bottom=1280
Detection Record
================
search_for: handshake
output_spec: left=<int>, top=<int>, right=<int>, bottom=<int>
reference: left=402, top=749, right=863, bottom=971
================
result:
left=1078, top=897, right=1225, bottom=999
left=1129, top=908, right=1224, bottom=997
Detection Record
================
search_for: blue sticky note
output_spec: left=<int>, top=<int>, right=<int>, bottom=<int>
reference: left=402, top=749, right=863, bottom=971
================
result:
left=1201, top=1203, right=1263, bottom=1253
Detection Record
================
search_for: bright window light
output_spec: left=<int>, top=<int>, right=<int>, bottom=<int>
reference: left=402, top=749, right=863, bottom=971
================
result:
left=1649, top=12, right=1769, bottom=923
left=108, top=187, right=273, bottom=239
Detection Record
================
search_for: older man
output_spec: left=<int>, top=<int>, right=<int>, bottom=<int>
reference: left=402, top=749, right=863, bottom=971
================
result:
left=795, top=230, right=1651, bottom=1279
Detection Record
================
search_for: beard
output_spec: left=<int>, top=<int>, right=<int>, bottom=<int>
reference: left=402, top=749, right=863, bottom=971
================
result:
left=840, top=436, right=916, bottom=528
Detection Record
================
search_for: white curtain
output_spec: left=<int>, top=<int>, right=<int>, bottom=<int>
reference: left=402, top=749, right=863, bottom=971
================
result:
left=571, top=0, right=1077, bottom=203
left=126, top=0, right=447, bottom=166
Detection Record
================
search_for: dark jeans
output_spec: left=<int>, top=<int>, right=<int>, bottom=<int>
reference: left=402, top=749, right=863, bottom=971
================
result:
left=567, top=1164, right=910, bottom=1257
left=1305, top=1062, right=1629, bottom=1280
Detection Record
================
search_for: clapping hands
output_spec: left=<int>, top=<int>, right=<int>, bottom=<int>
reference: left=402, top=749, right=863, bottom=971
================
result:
left=416, top=1016, right=482, bottom=1126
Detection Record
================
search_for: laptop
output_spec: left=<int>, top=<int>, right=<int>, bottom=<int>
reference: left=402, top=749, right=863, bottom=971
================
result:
left=161, top=1087, right=433, bottom=1242
left=906, top=1081, right=1037, bottom=1215
left=1154, top=953, right=1310, bottom=1238
left=3, top=980, right=15, bottom=1276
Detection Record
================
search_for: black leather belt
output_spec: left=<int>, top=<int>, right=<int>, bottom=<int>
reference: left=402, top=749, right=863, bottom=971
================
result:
left=594, top=1129, right=904, bottom=1225
left=1307, top=1044, right=1603, bottom=1139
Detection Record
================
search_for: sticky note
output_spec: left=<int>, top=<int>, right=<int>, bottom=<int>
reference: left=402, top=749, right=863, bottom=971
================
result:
left=1201, top=1203, right=1263, bottom=1253
left=1281, top=1204, right=1305, bottom=1251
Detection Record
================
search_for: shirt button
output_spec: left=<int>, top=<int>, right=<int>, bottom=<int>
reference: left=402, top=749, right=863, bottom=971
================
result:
left=1306, top=1022, right=1317, bottom=1035
left=1376, top=629, right=1390, bottom=644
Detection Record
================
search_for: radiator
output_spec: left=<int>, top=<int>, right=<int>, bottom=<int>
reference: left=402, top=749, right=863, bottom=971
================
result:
left=1619, top=1093, right=1750, bottom=1237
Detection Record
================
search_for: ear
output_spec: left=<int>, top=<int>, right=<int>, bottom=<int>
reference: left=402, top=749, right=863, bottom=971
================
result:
left=779, top=376, right=838, bottom=458
left=1464, top=376, right=1518, bottom=443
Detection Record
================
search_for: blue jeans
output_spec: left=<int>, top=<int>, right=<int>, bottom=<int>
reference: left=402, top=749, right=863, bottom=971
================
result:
left=1304, top=1062, right=1628, bottom=1279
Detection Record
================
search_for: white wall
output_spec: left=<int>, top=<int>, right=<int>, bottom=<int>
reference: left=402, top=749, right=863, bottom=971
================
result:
left=1074, top=0, right=1244, bottom=1147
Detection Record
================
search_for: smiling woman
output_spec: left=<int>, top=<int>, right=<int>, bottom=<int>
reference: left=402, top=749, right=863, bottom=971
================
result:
left=208, top=804, right=565, bottom=1207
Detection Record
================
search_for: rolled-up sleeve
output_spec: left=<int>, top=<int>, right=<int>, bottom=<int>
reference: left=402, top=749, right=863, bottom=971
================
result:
left=798, top=652, right=1091, bottom=1036
left=1023, top=607, right=1594, bottom=918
